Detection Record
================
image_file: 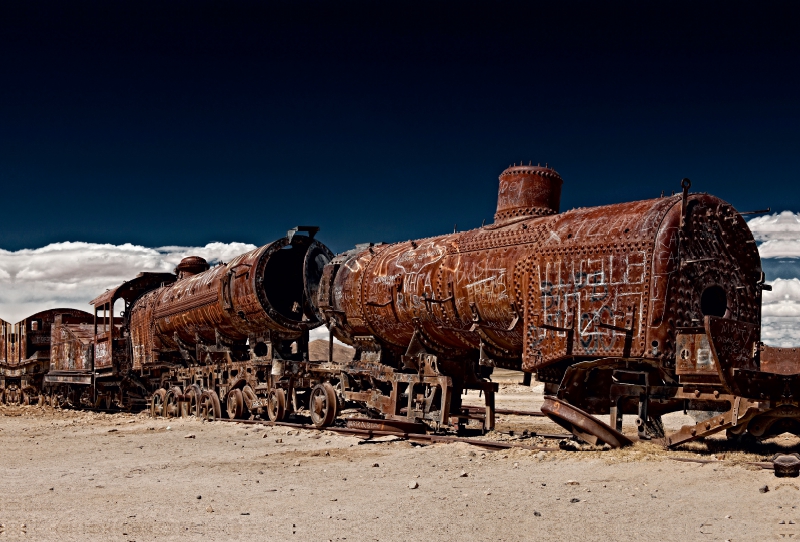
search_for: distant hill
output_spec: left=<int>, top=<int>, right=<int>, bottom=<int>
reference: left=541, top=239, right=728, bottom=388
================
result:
left=309, top=339, right=355, bottom=362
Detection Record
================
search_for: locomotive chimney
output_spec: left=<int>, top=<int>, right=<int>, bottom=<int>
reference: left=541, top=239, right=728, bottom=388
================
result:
left=494, top=163, right=562, bottom=224
left=174, top=256, right=210, bottom=280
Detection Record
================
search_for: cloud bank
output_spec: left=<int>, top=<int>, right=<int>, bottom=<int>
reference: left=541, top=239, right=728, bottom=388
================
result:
left=748, top=212, right=800, bottom=346
left=748, top=211, right=800, bottom=259
left=0, top=241, right=256, bottom=323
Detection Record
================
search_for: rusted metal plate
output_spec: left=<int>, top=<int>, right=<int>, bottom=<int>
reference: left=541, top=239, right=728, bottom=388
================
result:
left=541, top=395, right=633, bottom=448
left=50, top=313, right=95, bottom=372
left=345, top=417, right=427, bottom=434
left=705, top=316, right=760, bottom=393
left=761, top=345, right=800, bottom=375
left=676, top=329, right=717, bottom=375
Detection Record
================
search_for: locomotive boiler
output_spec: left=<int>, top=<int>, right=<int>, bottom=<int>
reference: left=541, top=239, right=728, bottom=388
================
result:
left=312, top=164, right=800, bottom=446
left=46, top=227, right=333, bottom=416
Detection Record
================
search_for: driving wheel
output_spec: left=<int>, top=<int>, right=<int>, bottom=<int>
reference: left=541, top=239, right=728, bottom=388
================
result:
left=164, top=386, right=182, bottom=418
left=199, top=390, right=222, bottom=420
left=309, top=382, right=337, bottom=428
left=267, top=388, right=286, bottom=422
left=226, top=388, right=244, bottom=419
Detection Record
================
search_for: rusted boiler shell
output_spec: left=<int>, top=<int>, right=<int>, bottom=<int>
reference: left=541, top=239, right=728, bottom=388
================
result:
left=129, top=232, right=332, bottom=368
left=318, top=165, right=762, bottom=372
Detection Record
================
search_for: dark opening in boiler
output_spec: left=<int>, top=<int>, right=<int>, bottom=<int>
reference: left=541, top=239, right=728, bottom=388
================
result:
left=253, top=341, right=269, bottom=357
left=263, top=244, right=307, bottom=323
left=700, top=285, right=728, bottom=317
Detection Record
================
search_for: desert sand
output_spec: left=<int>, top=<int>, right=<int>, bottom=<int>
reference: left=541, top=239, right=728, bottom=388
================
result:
left=0, top=371, right=797, bottom=541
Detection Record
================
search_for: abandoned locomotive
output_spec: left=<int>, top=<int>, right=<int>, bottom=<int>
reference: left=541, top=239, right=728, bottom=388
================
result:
left=311, top=164, right=797, bottom=447
left=3, top=162, right=797, bottom=448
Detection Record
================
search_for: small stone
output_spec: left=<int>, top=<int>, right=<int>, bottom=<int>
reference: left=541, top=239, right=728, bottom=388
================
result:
left=513, top=462, right=519, bottom=468
left=185, top=434, right=196, bottom=439
left=409, top=481, right=419, bottom=489
left=485, top=491, right=491, bottom=495
left=276, top=438, right=283, bottom=443
left=262, top=433, right=268, bottom=438
left=294, top=461, right=301, bottom=466
left=534, top=511, right=542, bottom=517
left=197, top=495, right=202, bottom=500
left=49, top=488, right=54, bottom=491
left=460, top=471, right=468, bottom=477
left=372, top=463, right=380, bottom=468
left=566, top=480, right=579, bottom=485
left=759, top=485, right=770, bottom=493
left=206, top=506, right=214, bottom=512
left=570, top=498, right=580, bottom=503
left=166, top=426, right=172, bottom=431
left=108, top=428, right=118, bottom=433
left=330, top=498, right=337, bottom=502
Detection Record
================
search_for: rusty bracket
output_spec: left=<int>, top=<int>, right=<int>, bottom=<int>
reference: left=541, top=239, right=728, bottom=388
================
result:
left=664, top=397, right=761, bottom=448
left=286, top=226, right=319, bottom=241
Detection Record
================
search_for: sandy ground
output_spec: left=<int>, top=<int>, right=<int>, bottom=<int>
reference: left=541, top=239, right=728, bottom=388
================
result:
left=1, top=373, right=799, bottom=541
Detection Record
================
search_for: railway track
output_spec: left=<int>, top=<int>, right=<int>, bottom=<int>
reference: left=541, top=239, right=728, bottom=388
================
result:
left=214, top=417, right=569, bottom=452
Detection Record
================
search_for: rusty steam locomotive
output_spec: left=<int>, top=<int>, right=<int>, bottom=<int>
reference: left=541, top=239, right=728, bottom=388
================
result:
left=1, top=163, right=797, bottom=448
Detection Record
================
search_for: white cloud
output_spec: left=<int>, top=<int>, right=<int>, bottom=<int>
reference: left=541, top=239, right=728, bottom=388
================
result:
left=748, top=211, right=800, bottom=242
left=761, top=278, right=800, bottom=347
left=747, top=212, right=800, bottom=346
left=748, top=211, right=800, bottom=258
left=0, top=241, right=256, bottom=323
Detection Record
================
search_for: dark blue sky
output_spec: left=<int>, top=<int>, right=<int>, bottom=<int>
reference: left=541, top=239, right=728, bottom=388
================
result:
left=2, top=1, right=799, bottom=253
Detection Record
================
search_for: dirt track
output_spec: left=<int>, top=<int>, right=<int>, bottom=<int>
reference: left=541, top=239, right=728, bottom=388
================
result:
left=1, top=376, right=798, bottom=541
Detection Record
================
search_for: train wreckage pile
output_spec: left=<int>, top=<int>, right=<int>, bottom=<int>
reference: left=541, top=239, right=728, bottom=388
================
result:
left=2, top=163, right=799, bottom=475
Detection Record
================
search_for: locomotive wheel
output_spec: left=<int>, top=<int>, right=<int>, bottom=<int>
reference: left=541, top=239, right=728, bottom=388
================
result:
left=267, top=388, right=286, bottom=422
left=242, top=385, right=258, bottom=414
left=309, top=382, right=337, bottom=428
left=226, top=388, right=245, bottom=420
left=164, top=386, right=183, bottom=418
left=184, top=384, right=202, bottom=417
left=199, top=390, right=222, bottom=420
left=150, top=388, right=167, bottom=417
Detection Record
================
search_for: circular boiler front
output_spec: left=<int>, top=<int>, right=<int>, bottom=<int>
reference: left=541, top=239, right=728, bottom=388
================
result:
left=151, top=234, right=333, bottom=352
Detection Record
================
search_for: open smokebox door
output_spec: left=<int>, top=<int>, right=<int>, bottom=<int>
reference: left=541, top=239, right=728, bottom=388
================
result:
left=283, top=226, right=334, bottom=324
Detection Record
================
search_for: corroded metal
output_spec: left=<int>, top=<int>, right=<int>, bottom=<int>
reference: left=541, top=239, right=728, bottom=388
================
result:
left=17, top=161, right=800, bottom=449
left=0, top=309, right=92, bottom=404
left=760, top=345, right=800, bottom=375
left=39, top=228, right=334, bottom=414
left=541, top=395, right=633, bottom=448
left=314, top=164, right=795, bottom=443
left=772, top=454, right=800, bottom=477
left=129, top=228, right=331, bottom=369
